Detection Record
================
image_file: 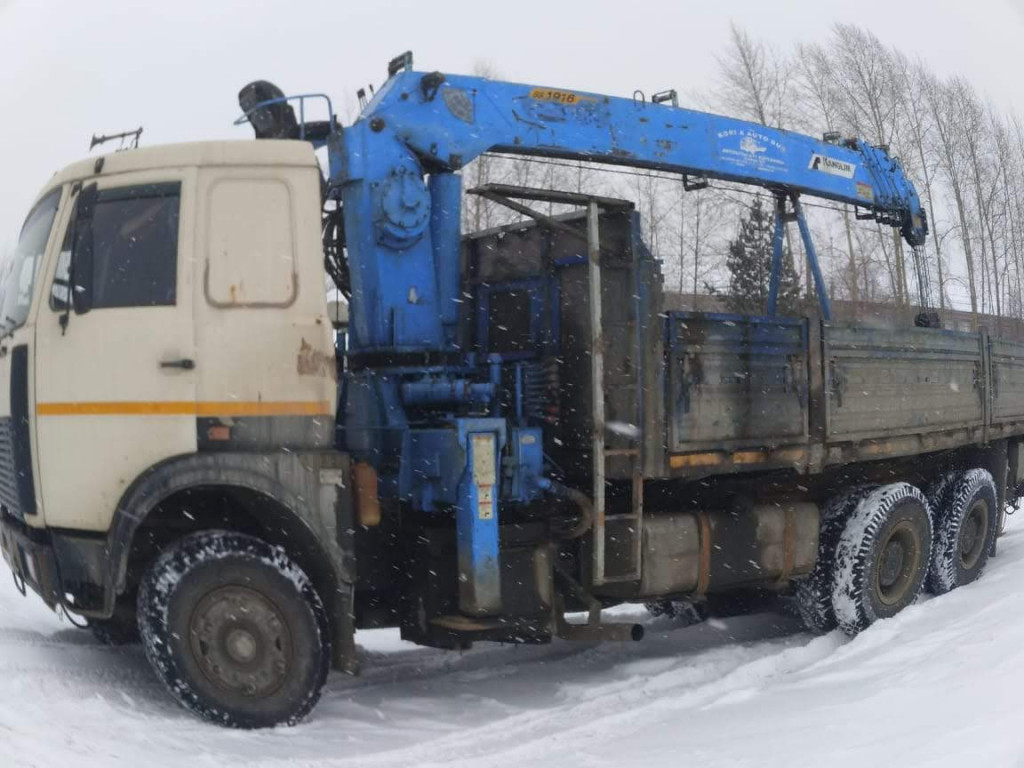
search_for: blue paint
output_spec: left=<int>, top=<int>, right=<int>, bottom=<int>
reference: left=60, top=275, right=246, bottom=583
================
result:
left=766, top=201, right=786, bottom=317
left=792, top=196, right=832, bottom=320
left=401, top=377, right=494, bottom=406
left=504, top=427, right=545, bottom=503
left=454, top=420, right=506, bottom=615
left=429, top=173, right=463, bottom=344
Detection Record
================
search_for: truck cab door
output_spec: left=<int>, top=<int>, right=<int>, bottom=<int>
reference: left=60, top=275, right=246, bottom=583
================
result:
left=33, top=171, right=197, bottom=532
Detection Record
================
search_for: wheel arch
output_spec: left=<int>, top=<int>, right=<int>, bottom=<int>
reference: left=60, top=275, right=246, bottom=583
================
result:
left=106, top=452, right=351, bottom=638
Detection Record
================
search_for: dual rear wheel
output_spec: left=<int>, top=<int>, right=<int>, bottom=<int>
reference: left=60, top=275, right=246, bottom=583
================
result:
left=797, top=470, right=998, bottom=636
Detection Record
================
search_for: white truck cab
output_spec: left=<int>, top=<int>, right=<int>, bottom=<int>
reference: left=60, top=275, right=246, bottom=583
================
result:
left=0, top=140, right=354, bottom=728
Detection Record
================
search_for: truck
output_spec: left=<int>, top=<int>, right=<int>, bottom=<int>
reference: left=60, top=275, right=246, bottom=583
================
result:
left=0, top=52, right=1018, bottom=728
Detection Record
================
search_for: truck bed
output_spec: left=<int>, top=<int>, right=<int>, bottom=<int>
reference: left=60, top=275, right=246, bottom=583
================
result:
left=464, top=209, right=1024, bottom=483
left=665, top=313, right=1024, bottom=478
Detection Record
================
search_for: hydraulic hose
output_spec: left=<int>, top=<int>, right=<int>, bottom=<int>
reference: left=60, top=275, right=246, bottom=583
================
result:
left=541, top=479, right=594, bottom=540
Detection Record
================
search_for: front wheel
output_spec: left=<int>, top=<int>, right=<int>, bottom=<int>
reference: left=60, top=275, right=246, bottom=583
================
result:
left=138, top=531, right=330, bottom=728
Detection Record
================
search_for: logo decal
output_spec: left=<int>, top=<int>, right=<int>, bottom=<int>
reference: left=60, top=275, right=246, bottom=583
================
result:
left=809, top=153, right=856, bottom=179
left=717, top=128, right=787, bottom=174
left=740, top=136, right=767, bottom=154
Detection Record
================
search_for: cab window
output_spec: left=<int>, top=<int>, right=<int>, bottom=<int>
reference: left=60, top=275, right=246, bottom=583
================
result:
left=51, top=182, right=180, bottom=311
left=1, top=188, right=61, bottom=332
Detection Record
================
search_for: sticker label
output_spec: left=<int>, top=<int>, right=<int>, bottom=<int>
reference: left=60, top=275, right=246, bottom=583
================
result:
left=856, top=182, right=875, bottom=201
left=717, top=128, right=788, bottom=175
left=478, top=485, right=494, bottom=520
left=471, top=434, right=497, bottom=485
left=809, top=153, right=856, bottom=179
left=471, top=433, right=497, bottom=520
left=529, top=87, right=597, bottom=105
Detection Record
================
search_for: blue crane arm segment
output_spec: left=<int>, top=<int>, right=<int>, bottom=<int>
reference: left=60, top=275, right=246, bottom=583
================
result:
left=326, top=68, right=926, bottom=351
left=337, top=70, right=926, bottom=236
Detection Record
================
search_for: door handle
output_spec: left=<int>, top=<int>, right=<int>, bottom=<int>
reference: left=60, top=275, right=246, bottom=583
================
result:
left=160, top=358, right=195, bottom=370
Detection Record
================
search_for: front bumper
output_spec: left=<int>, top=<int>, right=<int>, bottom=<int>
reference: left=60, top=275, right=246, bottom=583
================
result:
left=0, top=513, right=61, bottom=608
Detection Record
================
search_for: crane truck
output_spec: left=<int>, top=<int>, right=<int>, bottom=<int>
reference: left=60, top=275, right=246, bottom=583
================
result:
left=0, top=53, right=1019, bottom=728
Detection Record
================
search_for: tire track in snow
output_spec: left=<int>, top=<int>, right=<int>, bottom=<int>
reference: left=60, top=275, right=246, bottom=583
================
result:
left=309, top=619, right=840, bottom=768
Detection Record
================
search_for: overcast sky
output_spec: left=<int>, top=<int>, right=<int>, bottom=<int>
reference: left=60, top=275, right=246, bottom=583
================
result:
left=1, top=0, right=1022, bottom=243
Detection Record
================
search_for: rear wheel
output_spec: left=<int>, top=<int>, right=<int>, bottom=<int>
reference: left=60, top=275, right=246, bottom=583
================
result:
left=138, top=531, right=330, bottom=728
left=832, top=483, right=932, bottom=635
left=928, top=469, right=998, bottom=594
left=794, top=485, right=875, bottom=634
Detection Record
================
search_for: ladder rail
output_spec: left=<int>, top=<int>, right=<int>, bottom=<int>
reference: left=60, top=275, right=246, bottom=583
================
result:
left=587, top=201, right=608, bottom=585
left=589, top=202, right=645, bottom=586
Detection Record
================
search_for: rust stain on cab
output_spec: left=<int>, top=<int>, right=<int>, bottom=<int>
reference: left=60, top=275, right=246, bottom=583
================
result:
left=297, top=338, right=337, bottom=380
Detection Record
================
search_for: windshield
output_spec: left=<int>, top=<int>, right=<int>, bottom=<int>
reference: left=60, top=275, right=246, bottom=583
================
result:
left=0, top=187, right=61, bottom=333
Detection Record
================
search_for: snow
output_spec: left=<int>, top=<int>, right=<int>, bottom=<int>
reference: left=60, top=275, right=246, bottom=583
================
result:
left=3, top=519, right=1024, bottom=767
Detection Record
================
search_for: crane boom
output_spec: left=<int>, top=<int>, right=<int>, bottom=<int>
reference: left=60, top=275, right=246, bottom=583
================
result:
left=298, top=62, right=927, bottom=350
left=344, top=69, right=926, bottom=243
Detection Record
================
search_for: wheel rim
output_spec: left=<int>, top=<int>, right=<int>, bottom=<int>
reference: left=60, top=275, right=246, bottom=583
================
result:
left=959, top=498, right=990, bottom=571
left=189, top=585, right=291, bottom=699
left=873, top=520, right=921, bottom=606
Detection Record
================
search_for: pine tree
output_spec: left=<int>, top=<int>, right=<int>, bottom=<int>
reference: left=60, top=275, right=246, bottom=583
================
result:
left=725, top=197, right=802, bottom=316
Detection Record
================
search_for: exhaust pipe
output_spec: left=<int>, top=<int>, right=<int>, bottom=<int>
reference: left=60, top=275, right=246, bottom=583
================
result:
left=554, top=599, right=644, bottom=643
left=556, top=619, right=645, bottom=643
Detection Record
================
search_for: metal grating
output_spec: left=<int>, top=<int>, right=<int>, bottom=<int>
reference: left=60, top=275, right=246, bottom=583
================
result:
left=0, top=418, right=25, bottom=520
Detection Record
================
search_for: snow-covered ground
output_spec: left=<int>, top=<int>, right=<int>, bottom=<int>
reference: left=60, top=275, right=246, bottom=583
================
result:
left=4, top=519, right=1024, bottom=768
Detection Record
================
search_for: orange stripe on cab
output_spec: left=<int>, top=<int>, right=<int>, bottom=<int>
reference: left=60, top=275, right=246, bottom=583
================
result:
left=36, top=400, right=332, bottom=417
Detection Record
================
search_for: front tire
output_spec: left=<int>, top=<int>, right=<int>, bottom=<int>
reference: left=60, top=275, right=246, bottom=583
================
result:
left=832, top=483, right=932, bottom=635
left=138, top=531, right=330, bottom=728
left=928, top=469, right=998, bottom=594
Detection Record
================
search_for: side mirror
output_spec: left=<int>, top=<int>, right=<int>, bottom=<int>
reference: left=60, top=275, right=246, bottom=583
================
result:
left=71, top=183, right=98, bottom=315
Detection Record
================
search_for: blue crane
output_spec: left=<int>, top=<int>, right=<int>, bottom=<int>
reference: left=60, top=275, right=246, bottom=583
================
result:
left=239, top=53, right=931, bottom=619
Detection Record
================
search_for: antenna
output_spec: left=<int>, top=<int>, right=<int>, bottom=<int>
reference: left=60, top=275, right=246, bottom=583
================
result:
left=89, top=127, right=143, bottom=152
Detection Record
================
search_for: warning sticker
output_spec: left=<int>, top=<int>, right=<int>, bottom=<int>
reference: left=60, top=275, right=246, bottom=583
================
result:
left=856, top=182, right=875, bottom=201
left=471, top=433, right=497, bottom=521
left=809, top=153, right=856, bottom=179
left=478, top=485, right=494, bottom=520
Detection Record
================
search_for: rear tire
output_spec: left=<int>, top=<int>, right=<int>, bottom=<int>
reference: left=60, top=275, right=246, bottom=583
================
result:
left=832, top=483, right=932, bottom=635
left=794, top=486, right=876, bottom=634
left=927, top=469, right=998, bottom=594
left=138, top=531, right=330, bottom=728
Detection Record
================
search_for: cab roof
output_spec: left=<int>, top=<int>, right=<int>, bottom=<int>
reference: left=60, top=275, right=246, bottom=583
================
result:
left=47, top=139, right=318, bottom=189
